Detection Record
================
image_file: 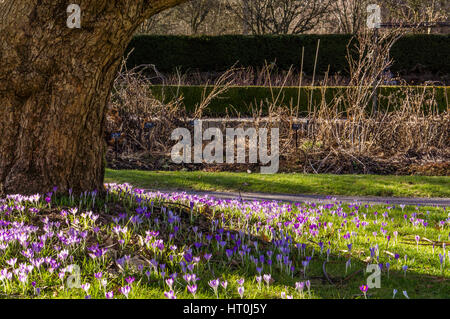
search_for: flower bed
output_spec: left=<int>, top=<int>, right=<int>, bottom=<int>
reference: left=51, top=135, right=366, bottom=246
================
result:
left=0, top=184, right=448, bottom=299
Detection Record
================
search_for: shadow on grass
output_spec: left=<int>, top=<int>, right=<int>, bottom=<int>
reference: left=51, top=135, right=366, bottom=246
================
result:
left=105, top=169, right=450, bottom=198
left=94, top=193, right=449, bottom=299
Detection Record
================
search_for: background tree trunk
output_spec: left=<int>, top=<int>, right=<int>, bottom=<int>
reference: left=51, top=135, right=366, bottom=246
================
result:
left=0, top=0, right=186, bottom=196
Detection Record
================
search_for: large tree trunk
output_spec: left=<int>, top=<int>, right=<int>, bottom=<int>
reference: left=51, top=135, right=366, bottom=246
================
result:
left=0, top=0, right=186, bottom=195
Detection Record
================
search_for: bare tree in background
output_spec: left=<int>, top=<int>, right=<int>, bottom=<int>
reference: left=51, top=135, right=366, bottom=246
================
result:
left=228, top=0, right=332, bottom=34
left=206, top=1, right=242, bottom=34
left=380, top=0, right=449, bottom=33
left=242, top=0, right=250, bottom=34
left=138, top=0, right=241, bottom=35
left=137, top=10, right=175, bottom=34
left=174, top=0, right=216, bottom=34
left=327, top=0, right=370, bottom=34
left=134, top=0, right=449, bottom=35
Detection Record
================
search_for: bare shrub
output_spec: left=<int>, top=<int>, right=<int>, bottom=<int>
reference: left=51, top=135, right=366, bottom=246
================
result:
left=106, top=29, right=448, bottom=175
left=105, top=62, right=238, bottom=168
left=106, top=63, right=187, bottom=160
left=278, top=27, right=449, bottom=174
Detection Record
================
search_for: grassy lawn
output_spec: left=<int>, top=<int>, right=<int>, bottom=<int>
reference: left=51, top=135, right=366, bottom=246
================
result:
left=1, top=184, right=448, bottom=299
left=105, top=169, right=450, bottom=198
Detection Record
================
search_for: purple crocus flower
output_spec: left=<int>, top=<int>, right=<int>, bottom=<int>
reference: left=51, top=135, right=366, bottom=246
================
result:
left=318, top=242, right=324, bottom=254
left=192, top=274, right=200, bottom=282
left=81, top=283, right=90, bottom=295
left=263, top=274, right=271, bottom=286
left=119, top=285, right=131, bottom=299
left=305, top=280, right=311, bottom=295
left=204, top=253, right=212, bottom=261
left=345, top=258, right=351, bottom=273
left=187, top=284, right=197, bottom=298
left=359, top=285, right=369, bottom=299
left=6, top=258, right=17, bottom=267
left=415, top=235, right=420, bottom=250
left=209, top=278, right=220, bottom=289
left=238, top=286, right=245, bottom=299
left=295, top=281, right=305, bottom=294
left=164, top=290, right=176, bottom=299
left=166, top=278, right=174, bottom=290
left=184, top=253, right=193, bottom=263
left=105, top=291, right=114, bottom=299
left=94, top=272, right=103, bottom=280
left=183, top=274, right=192, bottom=283
left=255, top=275, right=262, bottom=288
left=393, top=289, right=398, bottom=298
left=221, top=280, right=228, bottom=290
left=281, top=291, right=293, bottom=299
left=439, top=254, right=444, bottom=272
left=209, top=278, right=220, bottom=297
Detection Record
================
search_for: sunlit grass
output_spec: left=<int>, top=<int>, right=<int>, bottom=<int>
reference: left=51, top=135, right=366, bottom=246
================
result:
left=105, top=169, right=450, bottom=198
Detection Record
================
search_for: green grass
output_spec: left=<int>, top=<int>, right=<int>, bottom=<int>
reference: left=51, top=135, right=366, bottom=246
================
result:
left=105, top=169, right=450, bottom=198
left=1, top=185, right=448, bottom=299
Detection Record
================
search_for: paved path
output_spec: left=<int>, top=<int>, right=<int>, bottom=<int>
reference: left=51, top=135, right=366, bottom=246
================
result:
left=146, top=189, right=450, bottom=207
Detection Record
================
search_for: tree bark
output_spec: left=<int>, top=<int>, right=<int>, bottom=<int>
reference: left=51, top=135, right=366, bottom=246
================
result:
left=0, top=0, right=186, bottom=195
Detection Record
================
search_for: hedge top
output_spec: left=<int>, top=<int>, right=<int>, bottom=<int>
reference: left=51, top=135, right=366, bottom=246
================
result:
left=149, top=85, right=449, bottom=116
left=126, top=34, right=450, bottom=75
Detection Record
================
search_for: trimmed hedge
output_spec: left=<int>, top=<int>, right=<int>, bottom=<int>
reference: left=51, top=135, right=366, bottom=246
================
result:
left=126, top=34, right=450, bottom=75
left=149, top=85, right=449, bottom=116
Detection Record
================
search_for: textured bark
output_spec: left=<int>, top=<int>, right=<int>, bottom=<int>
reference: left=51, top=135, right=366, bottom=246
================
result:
left=0, top=0, right=187, bottom=195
